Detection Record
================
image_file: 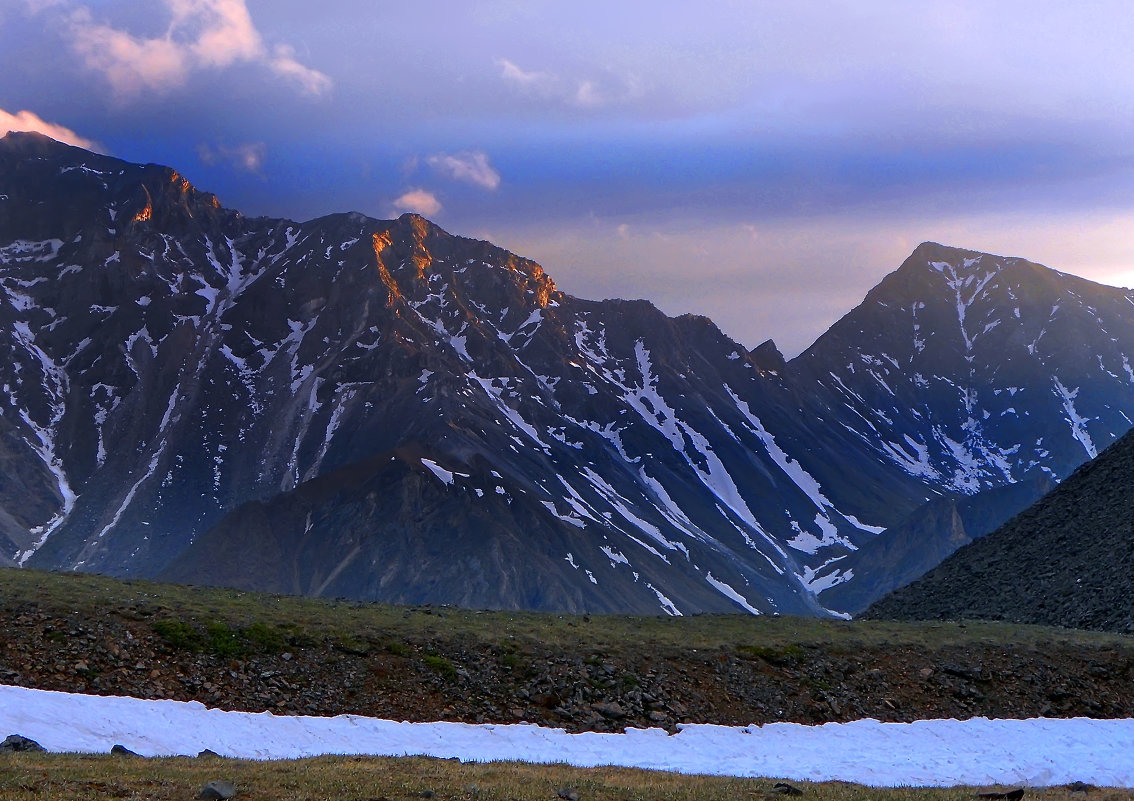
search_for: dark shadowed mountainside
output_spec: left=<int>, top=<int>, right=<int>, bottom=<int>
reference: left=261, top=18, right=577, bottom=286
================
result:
left=866, top=428, right=1134, bottom=632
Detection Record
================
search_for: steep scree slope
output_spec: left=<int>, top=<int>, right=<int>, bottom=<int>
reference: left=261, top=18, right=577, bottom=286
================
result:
left=866, top=426, right=1134, bottom=632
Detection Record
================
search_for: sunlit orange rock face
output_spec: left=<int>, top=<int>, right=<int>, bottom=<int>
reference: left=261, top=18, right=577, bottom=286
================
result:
left=371, top=230, right=401, bottom=304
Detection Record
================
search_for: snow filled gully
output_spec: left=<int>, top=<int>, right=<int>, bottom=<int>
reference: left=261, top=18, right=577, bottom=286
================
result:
left=3, top=685, right=1134, bottom=788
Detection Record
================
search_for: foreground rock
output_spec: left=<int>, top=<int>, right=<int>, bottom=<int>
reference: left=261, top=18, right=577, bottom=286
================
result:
left=198, top=780, right=238, bottom=800
left=1, top=734, right=44, bottom=752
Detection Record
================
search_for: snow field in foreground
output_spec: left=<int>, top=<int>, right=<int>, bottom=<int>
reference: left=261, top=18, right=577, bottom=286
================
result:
left=2, top=684, right=1133, bottom=787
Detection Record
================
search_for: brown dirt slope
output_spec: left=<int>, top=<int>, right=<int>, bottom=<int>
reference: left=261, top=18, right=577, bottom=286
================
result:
left=2, top=567, right=1133, bottom=732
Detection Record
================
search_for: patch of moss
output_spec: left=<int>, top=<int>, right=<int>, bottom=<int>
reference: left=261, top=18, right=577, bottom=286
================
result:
left=152, top=619, right=206, bottom=651
left=385, top=640, right=412, bottom=657
left=736, top=644, right=806, bottom=666
left=205, top=621, right=247, bottom=659
left=243, top=622, right=286, bottom=652
left=423, top=653, right=457, bottom=679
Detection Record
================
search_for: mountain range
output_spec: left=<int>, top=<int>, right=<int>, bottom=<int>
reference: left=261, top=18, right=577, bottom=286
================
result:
left=3, top=130, right=1134, bottom=615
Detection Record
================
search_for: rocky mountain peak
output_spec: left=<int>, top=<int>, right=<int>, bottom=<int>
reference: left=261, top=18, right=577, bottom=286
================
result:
left=0, top=130, right=86, bottom=158
left=0, top=133, right=228, bottom=243
left=750, top=339, right=786, bottom=373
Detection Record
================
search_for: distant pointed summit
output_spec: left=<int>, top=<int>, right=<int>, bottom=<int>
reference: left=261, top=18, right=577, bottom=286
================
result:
left=750, top=339, right=786, bottom=373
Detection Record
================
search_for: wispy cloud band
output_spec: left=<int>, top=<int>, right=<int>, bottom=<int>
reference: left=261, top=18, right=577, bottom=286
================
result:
left=56, top=0, right=331, bottom=98
left=426, top=150, right=501, bottom=190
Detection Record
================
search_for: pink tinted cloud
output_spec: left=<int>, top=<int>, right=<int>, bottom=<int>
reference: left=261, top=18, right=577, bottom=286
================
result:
left=0, top=107, right=98, bottom=150
left=64, top=0, right=330, bottom=98
left=392, top=189, right=442, bottom=217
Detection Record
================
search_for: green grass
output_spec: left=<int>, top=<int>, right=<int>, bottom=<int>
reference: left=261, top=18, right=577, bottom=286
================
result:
left=385, top=640, right=412, bottom=657
left=150, top=618, right=290, bottom=657
left=5, top=566, right=1134, bottom=657
left=3, top=565, right=1132, bottom=660
left=423, top=653, right=458, bottom=679
left=736, top=643, right=807, bottom=665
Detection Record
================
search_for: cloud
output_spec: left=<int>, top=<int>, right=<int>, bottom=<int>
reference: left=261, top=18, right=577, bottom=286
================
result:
left=62, top=0, right=331, bottom=98
left=197, top=140, right=266, bottom=174
left=495, top=57, right=639, bottom=109
left=21, top=0, right=66, bottom=11
left=495, top=58, right=553, bottom=90
left=426, top=150, right=501, bottom=190
left=0, top=107, right=97, bottom=150
left=68, top=9, right=188, bottom=95
left=392, top=189, right=442, bottom=217
left=268, top=44, right=333, bottom=96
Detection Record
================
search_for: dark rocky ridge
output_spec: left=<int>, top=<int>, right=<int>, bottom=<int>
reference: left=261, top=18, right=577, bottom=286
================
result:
left=5, top=131, right=1134, bottom=616
left=866, top=427, right=1134, bottom=632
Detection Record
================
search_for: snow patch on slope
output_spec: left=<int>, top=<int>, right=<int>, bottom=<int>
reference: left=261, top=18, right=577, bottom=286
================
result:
left=6, top=685, right=1134, bottom=787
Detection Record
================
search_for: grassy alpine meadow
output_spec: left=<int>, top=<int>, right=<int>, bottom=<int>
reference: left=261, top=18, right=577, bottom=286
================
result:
left=2, top=566, right=1132, bottom=654
left=0, top=753, right=1127, bottom=801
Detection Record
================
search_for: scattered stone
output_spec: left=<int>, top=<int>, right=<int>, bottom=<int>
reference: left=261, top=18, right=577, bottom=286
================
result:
left=198, top=749, right=222, bottom=758
left=556, top=788, right=580, bottom=801
left=1065, top=782, right=1095, bottom=794
left=976, top=789, right=1023, bottom=801
left=771, top=781, right=803, bottom=795
left=5, top=594, right=1134, bottom=741
left=111, top=743, right=139, bottom=756
left=419, top=791, right=435, bottom=799
left=591, top=701, right=625, bottom=719
left=198, top=780, right=238, bottom=800
left=943, top=664, right=986, bottom=682
left=1, top=734, right=45, bottom=753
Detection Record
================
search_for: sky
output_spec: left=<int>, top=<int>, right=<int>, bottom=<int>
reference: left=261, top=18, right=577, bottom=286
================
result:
left=2, top=1, right=1133, bottom=357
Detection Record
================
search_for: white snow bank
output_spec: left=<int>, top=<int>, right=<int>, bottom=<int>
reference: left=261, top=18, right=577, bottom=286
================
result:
left=2, top=685, right=1133, bottom=787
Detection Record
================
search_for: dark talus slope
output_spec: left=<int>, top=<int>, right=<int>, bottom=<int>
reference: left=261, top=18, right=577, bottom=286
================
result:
left=5, top=131, right=1134, bottom=616
left=866, top=427, right=1134, bottom=632
left=791, top=242, right=1134, bottom=608
left=818, top=472, right=1054, bottom=615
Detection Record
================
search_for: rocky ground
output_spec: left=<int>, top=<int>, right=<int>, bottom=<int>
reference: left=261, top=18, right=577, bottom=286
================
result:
left=3, top=596, right=1134, bottom=733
